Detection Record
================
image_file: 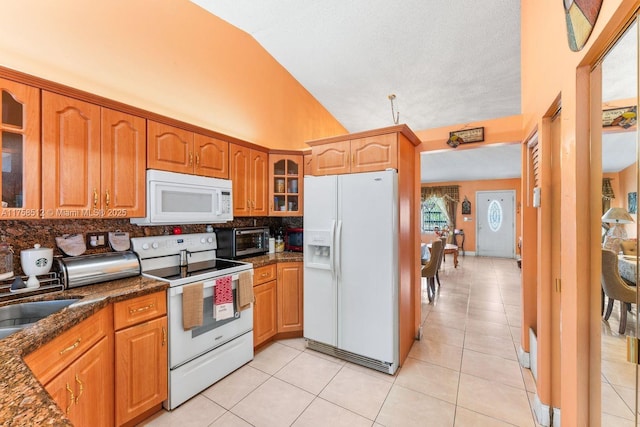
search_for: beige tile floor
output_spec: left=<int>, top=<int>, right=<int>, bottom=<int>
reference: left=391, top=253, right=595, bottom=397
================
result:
left=140, top=255, right=629, bottom=426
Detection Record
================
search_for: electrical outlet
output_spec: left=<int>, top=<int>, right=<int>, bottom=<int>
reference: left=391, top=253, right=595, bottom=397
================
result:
left=86, top=232, right=108, bottom=248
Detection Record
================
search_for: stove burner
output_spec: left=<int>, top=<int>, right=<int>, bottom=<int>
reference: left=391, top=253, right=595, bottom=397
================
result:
left=144, top=259, right=246, bottom=281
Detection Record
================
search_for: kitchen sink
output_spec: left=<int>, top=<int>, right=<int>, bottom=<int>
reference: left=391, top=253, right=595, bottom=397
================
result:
left=0, top=299, right=79, bottom=338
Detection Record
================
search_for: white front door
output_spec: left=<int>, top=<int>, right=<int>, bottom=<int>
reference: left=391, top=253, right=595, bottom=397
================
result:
left=476, top=190, right=516, bottom=258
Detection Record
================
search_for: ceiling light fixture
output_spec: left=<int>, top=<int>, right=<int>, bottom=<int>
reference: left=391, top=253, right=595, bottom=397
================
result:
left=388, top=94, right=400, bottom=125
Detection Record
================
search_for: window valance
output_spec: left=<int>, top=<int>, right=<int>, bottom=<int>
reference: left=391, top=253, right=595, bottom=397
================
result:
left=602, top=178, right=615, bottom=200
left=421, top=185, right=460, bottom=203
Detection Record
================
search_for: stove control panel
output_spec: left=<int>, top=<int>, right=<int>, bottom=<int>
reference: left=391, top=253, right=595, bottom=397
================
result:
left=131, top=233, right=218, bottom=259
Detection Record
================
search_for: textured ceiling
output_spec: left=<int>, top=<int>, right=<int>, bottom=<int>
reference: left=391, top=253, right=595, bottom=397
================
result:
left=191, top=0, right=521, bottom=133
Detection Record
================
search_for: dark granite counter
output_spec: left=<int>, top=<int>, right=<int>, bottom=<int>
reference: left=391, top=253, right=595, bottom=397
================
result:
left=242, top=251, right=303, bottom=268
left=0, top=276, right=168, bottom=426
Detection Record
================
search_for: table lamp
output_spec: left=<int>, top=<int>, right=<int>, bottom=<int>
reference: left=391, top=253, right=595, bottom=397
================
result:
left=602, top=207, right=635, bottom=252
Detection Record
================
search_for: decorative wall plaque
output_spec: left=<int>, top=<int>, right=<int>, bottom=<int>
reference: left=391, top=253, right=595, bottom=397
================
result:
left=563, top=0, right=603, bottom=52
left=447, top=127, right=484, bottom=148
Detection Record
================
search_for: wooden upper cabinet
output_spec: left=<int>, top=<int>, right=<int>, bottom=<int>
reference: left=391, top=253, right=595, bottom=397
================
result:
left=0, top=78, right=40, bottom=214
left=251, top=149, right=268, bottom=216
left=229, top=144, right=267, bottom=216
left=148, top=121, right=229, bottom=179
left=147, top=121, right=193, bottom=174
left=303, top=154, right=313, bottom=176
left=309, top=132, right=398, bottom=176
left=42, top=91, right=102, bottom=216
left=269, top=154, right=302, bottom=216
left=229, top=144, right=250, bottom=216
left=101, top=108, right=146, bottom=217
left=350, top=133, right=397, bottom=173
left=42, top=92, right=146, bottom=218
left=311, top=140, right=350, bottom=175
left=194, top=134, right=228, bottom=178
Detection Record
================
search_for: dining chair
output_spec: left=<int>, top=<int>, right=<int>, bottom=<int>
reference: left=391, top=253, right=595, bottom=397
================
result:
left=436, top=236, right=446, bottom=286
left=601, top=249, right=637, bottom=334
left=422, top=239, right=443, bottom=302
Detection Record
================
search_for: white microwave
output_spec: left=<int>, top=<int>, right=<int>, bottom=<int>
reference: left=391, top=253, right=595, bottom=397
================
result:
left=131, top=169, right=233, bottom=226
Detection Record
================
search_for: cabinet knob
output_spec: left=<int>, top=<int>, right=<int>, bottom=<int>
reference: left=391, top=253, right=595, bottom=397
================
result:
left=105, top=189, right=110, bottom=208
left=189, top=152, right=193, bottom=166
left=195, top=154, right=200, bottom=166
left=93, top=188, right=98, bottom=208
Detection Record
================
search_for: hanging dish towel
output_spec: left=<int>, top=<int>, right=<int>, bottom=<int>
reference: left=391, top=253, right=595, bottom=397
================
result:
left=214, top=275, right=234, bottom=320
left=182, top=282, right=204, bottom=330
left=238, top=271, right=254, bottom=311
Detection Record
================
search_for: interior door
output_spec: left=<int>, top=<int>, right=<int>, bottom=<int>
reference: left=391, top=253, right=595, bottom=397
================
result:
left=595, top=17, right=639, bottom=425
left=476, top=190, right=516, bottom=258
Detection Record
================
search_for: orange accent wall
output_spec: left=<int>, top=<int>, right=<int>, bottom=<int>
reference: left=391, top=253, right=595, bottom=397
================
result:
left=521, top=1, right=639, bottom=424
left=0, top=1, right=346, bottom=149
left=421, top=178, right=521, bottom=253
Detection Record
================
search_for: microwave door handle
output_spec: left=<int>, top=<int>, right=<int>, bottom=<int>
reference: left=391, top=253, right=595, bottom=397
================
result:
left=216, top=190, right=222, bottom=216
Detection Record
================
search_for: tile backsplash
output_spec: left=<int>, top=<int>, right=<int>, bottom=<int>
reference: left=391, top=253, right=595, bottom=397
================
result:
left=2, top=216, right=301, bottom=275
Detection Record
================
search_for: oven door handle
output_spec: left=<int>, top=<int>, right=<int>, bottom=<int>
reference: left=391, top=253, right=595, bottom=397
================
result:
left=168, top=273, right=245, bottom=296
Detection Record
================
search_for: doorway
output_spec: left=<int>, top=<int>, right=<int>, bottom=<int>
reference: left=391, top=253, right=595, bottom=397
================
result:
left=476, top=190, right=516, bottom=258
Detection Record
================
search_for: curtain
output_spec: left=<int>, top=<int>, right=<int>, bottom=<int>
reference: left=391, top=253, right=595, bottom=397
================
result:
left=602, top=177, right=615, bottom=214
left=421, top=185, right=459, bottom=230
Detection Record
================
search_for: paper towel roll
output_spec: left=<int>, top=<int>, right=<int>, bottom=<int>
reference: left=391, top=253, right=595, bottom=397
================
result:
left=269, top=237, right=275, bottom=254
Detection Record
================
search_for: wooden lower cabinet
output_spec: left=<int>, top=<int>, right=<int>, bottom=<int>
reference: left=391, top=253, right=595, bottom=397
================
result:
left=253, top=280, right=277, bottom=347
left=115, top=316, right=168, bottom=426
left=277, top=262, right=303, bottom=333
left=25, top=306, right=114, bottom=427
left=45, top=337, right=114, bottom=427
left=114, top=291, right=167, bottom=426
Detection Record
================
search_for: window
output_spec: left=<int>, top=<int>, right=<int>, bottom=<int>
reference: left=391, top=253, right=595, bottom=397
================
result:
left=421, top=196, right=449, bottom=232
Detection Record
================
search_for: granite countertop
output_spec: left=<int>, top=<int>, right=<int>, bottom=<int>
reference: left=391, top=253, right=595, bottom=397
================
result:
left=242, top=251, right=303, bottom=267
left=0, top=276, right=168, bottom=426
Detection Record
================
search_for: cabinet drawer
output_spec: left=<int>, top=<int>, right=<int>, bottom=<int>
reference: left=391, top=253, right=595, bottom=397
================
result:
left=254, top=264, right=277, bottom=286
left=113, top=291, right=167, bottom=331
left=25, top=306, right=112, bottom=385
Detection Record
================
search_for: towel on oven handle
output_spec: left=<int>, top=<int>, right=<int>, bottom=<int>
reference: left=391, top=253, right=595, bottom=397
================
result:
left=238, top=270, right=254, bottom=310
left=182, top=282, right=204, bottom=330
left=214, top=275, right=234, bottom=320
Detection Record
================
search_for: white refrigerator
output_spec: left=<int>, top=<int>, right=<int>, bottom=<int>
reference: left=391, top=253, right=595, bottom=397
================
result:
left=303, top=169, right=399, bottom=374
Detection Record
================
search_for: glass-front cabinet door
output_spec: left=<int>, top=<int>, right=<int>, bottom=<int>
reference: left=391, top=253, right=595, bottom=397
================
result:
left=0, top=79, right=40, bottom=216
left=269, top=154, right=303, bottom=216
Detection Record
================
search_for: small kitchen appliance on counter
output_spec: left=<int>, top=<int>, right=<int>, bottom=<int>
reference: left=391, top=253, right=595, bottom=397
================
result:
left=131, top=232, right=254, bottom=410
left=215, top=226, right=270, bottom=259
left=54, top=251, right=140, bottom=288
left=285, top=227, right=303, bottom=252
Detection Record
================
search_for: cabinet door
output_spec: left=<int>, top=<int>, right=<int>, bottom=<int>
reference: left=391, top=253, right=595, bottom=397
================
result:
left=277, top=262, right=303, bottom=333
left=115, top=316, right=168, bottom=426
left=0, top=79, right=40, bottom=213
left=45, top=337, right=114, bottom=427
left=42, top=91, right=101, bottom=217
left=101, top=108, right=146, bottom=217
left=303, top=154, right=313, bottom=176
left=253, top=280, right=277, bottom=347
left=350, top=133, right=397, bottom=173
left=269, top=154, right=302, bottom=216
left=229, top=144, right=251, bottom=216
left=311, top=140, right=350, bottom=175
left=147, top=120, right=194, bottom=174
left=251, top=149, right=269, bottom=216
left=194, top=134, right=229, bottom=178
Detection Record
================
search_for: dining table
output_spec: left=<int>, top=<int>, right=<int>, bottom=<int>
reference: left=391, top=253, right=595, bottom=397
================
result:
left=618, top=254, right=638, bottom=284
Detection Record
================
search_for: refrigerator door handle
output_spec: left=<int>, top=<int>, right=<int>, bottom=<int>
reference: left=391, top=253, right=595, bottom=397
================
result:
left=329, top=219, right=336, bottom=279
left=335, top=220, right=343, bottom=281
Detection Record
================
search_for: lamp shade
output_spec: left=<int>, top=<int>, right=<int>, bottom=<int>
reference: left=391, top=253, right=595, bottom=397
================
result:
left=602, top=207, right=635, bottom=224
